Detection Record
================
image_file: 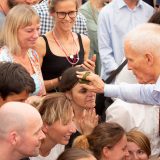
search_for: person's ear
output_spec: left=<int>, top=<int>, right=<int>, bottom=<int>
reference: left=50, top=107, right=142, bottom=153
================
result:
left=65, top=91, right=72, bottom=100
left=145, top=53, right=154, bottom=66
left=0, top=97, right=5, bottom=106
left=8, top=131, right=20, bottom=145
left=42, top=123, right=49, bottom=133
left=102, top=146, right=110, bottom=159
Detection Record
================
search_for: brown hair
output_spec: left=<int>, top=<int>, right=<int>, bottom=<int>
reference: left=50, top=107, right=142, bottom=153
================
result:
left=57, top=148, right=95, bottom=160
left=59, top=66, right=87, bottom=92
left=49, top=0, right=79, bottom=13
left=127, top=130, right=151, bottom=157
left=73, top=122, right=125, bottom=159
left=148, top=11, right=160, bottom=24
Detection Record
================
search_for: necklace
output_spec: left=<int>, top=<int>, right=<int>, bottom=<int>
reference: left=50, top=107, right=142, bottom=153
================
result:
left=52, top=31, right=79, bottom=66
left=0, top=3, right=7, bottom=16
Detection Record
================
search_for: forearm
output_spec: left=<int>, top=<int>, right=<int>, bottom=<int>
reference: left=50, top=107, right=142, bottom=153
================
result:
left=104, top=83, right=160, bottom=105
left=44, top=78, right=60, bottom=92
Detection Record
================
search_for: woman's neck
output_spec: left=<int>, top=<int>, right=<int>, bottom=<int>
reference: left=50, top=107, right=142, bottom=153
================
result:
left=72, top=104, right=84, bottom=120
left=53, top=27, right=72, bottom=42
left=14, top=49, right=28, bottom=58
left=39, top=137, right=57, bottom=157
left=90, top=0, right=106, bottom=10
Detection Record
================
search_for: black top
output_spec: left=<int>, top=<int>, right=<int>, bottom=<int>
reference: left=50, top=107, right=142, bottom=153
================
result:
left=143, top=0, right=154, bottom=6
left=41, top=34, right=84, bottom=80
left=65, top=131, right=81, bottom=149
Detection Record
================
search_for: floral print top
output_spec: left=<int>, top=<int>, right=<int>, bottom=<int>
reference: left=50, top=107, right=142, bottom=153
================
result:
left=0, top=46, right=46, bottom=96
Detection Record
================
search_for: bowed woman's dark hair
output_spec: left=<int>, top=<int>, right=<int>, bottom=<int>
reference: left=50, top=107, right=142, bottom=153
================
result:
left=59, top=66, right=87, bottom=92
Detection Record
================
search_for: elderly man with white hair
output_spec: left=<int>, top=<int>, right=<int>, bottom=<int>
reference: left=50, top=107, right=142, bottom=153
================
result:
left=0, top=102, right=46, bottom=160
left=77, top=23, right=160, bottom=106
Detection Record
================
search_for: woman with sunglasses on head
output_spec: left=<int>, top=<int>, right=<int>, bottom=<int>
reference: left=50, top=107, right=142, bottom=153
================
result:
left=35, top=0, right=95, bottom=93
left=59, top=66, right=98, bottom=148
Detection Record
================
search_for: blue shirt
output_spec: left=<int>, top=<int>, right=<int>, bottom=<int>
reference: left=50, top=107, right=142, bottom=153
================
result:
left=98, top=0, right=154, bottom=80
left=104, top=77, right=160, bottom=106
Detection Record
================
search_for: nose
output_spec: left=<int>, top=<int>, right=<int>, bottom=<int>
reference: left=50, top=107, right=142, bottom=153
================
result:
left=88, top=91, right=95, bottom=97
left=125, top=149, right=129, bottom=157
left=33, top=30, right=39, bottom=39
left=133, top=153, right=139, bottom=160
left=64, top=13, right=71, bottom=20
left=69, top=122, right=77, bottom=133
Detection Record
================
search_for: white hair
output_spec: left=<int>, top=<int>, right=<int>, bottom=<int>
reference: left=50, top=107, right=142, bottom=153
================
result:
left=124, top=23, right=160, bottom=56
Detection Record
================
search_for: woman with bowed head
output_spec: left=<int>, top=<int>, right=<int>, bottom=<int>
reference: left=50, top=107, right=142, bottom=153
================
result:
left=57, top=148, right=96, bottom=160
left=35, top=0, right=95, bottom=92
left=73, top=122, right=129, bottom=160
left=0, top=4, right=46, bottom=96
left=59, top=66, right=99, bottom=148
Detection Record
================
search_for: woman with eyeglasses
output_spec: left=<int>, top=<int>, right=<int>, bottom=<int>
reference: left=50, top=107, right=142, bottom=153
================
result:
left=35, top=0, right=95, bottom=93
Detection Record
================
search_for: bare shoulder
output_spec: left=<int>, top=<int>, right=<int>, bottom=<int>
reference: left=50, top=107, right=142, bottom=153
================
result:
left=80, top=34, right=90, bottom=46
left=34, top=36, right=46, bottom=58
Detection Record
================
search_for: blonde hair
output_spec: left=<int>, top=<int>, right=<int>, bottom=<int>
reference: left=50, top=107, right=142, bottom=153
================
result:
left=0, top=4, right=39, bottom=55
left=48, top=0, right=79, bottom=13
left=37, top=93, right=73, bottom=125
left=127, top=130, right=151, bottom=157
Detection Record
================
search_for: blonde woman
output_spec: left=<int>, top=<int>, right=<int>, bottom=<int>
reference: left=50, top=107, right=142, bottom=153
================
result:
left=30, top=93, right=76, bottom=160
left=0, top=4, right=46, bottom=96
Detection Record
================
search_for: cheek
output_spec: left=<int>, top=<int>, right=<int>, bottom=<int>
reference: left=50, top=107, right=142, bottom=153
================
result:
left=72, top=93, right=86, bottom=102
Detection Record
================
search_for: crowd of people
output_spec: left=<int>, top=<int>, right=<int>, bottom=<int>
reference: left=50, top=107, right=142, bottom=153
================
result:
left=0, top=0, right=160, bottom=160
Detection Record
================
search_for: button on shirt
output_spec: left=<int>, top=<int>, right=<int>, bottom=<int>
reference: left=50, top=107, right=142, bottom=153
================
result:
left=33, top=0, right=88, bottom=35
left=98, top=0, right=154, bottom=80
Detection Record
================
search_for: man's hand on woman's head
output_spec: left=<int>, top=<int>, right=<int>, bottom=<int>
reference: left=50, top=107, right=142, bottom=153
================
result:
left=76, top=71, right=105, bottom=93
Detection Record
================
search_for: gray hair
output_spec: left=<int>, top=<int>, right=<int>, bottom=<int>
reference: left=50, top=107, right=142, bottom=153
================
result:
left=124, top=23, right=160, bottom=56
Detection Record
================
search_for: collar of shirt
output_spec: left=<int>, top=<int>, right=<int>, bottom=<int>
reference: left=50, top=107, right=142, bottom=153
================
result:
left=153, top=76, right=160, bottom=92
left=117, top=0, right=143, bottom=9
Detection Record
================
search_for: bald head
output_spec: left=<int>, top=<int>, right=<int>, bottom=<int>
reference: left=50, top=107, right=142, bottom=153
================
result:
left=124, top=23, right=160, bottom=56
left=0, top=102, right=42, bottom=138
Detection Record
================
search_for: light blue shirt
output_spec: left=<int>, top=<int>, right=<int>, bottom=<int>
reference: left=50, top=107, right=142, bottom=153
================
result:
left=104, top=77, right=160, bottom=106
left=98, top=0, right=154, bottom=80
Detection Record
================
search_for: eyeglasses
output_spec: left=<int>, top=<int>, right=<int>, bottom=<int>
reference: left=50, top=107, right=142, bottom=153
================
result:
left=56, top=11, right=78, bottom=19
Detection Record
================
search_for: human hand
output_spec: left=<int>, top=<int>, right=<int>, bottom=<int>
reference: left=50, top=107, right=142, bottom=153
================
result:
left=81, top=55, right=96, bottom=72
left=77, top=71, right=105, bottom=93
left=79, top=108, right=98, bottom=135
left=25, top=95, right=42, bottom=107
